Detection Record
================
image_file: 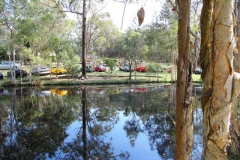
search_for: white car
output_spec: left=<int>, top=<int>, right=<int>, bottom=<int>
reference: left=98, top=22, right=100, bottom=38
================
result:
left=194, top=68, right=202, bottom=74
left=0, top=61, right=21, bottom=70
left=119, top=65, right=134, bottom=72
left=119, top=65, right=127, bottom=71
left=32, top=67, right=51, bottom=76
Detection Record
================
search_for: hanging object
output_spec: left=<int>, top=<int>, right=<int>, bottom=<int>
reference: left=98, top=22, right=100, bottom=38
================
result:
left=137, top=7, right=145, bottom=26
left=172, top=5, right=177, bottom=12
left=190, top=41, right=195, bottom=51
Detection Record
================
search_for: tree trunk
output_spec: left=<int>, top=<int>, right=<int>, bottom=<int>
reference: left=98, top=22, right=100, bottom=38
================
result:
left=234, top=0, right=240, bottom=72
left=81, top=0, right=87, bottom=79
left=231, top=0, right=240, bottom=155
left=129, top=60, right=132, bottom=80
left=175, top=0, right=192, bottom=159
left=200, top=0, right=234, bottom=159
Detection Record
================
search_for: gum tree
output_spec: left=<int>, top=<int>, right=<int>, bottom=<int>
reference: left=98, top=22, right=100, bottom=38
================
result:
left=200, top=0, right=240, bottom=158
left=123, top=30, right=148, bottom=80
left=175, top=0, right=192, bottom=159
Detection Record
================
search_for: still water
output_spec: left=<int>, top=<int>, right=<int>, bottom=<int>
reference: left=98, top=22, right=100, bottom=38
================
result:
left=0, top=84, right=203, bottom=160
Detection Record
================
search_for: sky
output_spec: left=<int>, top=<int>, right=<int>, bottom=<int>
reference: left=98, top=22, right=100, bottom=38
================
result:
left=102, top=0, right=165, bottom=31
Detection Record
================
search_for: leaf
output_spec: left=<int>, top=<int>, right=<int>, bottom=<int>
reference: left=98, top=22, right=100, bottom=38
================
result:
left=137, top=7, right=145, bottom=26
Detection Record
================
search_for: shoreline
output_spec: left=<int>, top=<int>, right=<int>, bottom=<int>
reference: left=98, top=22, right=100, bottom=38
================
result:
left=0, top=75, right=202, bottom=87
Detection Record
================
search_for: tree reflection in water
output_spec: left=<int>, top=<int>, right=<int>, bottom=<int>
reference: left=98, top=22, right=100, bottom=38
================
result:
left=123, top=113, right=144, bottom=147
left=0, top=84, right=203, bottom=159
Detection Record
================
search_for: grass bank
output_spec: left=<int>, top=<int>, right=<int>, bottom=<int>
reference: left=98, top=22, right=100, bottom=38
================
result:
left=0, top=71, right=202, bottom=87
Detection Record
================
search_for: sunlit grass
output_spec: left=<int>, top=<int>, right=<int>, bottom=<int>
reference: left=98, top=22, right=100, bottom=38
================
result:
left=0, top=66, right=202, bottom=86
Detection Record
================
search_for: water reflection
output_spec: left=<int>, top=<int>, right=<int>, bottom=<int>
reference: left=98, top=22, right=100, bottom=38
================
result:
left=51, top=89, right=68, bottom=96
left=0, top=84, right=203, bottom=159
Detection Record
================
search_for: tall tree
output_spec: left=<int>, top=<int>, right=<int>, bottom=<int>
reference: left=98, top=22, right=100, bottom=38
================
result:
left=40, top=0, right=87, bottom=79
left=81, top=0, right=87, bottom=79
left=146, top=2, right=178, bottom=63
left=175, top=0, right=192, bottom=160
left=123, top=30, right=148, bottom=80
left=200, top=0, right=237, bottom=158
left=87, top=11, right=120, bottom=58
left=0, top=0, right=26, bottom=84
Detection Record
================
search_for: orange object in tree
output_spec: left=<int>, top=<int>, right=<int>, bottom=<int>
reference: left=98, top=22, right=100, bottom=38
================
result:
left=137, top=7, right=145, bottom=26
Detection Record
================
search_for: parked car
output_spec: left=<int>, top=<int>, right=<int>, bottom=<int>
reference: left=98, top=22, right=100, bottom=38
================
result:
left=51, top=67, right=67, bottom=74
left=125, top=66, right=134, bottom=72
left=32, top=67, right=51, bottom=76
left=194, top=68, right=202, bottom=74
left=147, top=66, right=163, bottom=72
left=94, top=65, right=106, bottom=72
left=86, top=66, right=95, bottom=72
left=7, top=69, right=28, bottom=78
left=0, top=72, right=3, bottom=79
left=80, top=66, right=95, bottom=72
left=119, top=65, right=127, bottom=71
left=135, top=66, right=148, bottom=72
left=0, top=61, right=21, bottom=70
left=119, top=65, right=134, bottom=72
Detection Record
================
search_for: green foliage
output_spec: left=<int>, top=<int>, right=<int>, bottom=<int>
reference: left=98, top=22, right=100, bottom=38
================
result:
left=104, top=58, right=117, bottom=73
left=64, top=61, right=80, bottom=77
left=147, top=63, right=162, bottom=72
left=0, top=0, right=198, bottom=72
left=0, top=46, right=7, bottom=60
left=0, top=0, right=75, bottom=68
left=228, top=151, right=240, bottom=160
left=123, top=30, right=147, bottom=61
left=20, top=47, right=43, bottom=65
left=0, top=1, right=4, bottom=12
left=140, top=1, right=178, bottom=63
left=87, top=6, right=121, bottom=58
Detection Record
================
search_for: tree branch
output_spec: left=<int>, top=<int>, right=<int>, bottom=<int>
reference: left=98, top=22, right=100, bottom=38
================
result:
left=121, top=0, right=128, bottom=30
left=38, top=2, right=83, bottom=15
left=167, top=0, right=200, bottom=39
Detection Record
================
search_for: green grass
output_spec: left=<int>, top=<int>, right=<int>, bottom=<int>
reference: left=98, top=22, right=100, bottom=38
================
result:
left=0, top=66, right=202, bottom=86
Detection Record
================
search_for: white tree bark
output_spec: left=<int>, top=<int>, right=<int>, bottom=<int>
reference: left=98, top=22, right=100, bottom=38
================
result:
left=201, top=0, right=234, bottom=159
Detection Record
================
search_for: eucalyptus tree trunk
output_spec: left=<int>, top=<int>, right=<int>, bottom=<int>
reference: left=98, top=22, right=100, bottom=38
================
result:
left=175, top=0, right=193, bottom=159
left=231, top=0, right=240, bottom=155
left=234, top=0, right=240, bottom=73
left=200, top=0, right=236, bottom=159
left=81, top=0, right=87, bottom=79
left=129, top=60, right=133, bottom=80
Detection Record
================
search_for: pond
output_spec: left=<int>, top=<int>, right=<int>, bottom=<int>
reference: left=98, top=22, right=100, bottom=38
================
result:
left=0, top=83, right=203, bottom=160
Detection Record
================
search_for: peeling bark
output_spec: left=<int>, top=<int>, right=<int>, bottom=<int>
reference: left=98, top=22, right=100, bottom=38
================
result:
left=234, top=0, right=240, bottom=72
left=200, top=0, right=234, bottom=159
left=232, top=0, right=240, bottom=155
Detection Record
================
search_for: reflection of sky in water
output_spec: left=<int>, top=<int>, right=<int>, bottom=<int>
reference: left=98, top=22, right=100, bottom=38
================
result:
left=64, top=121, right=82, bottom=143
left=62, top=110, right=203, bottom=160
left=107, top=111, right=160, bottom=159
left=63, top=111, right=167, bottom=159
